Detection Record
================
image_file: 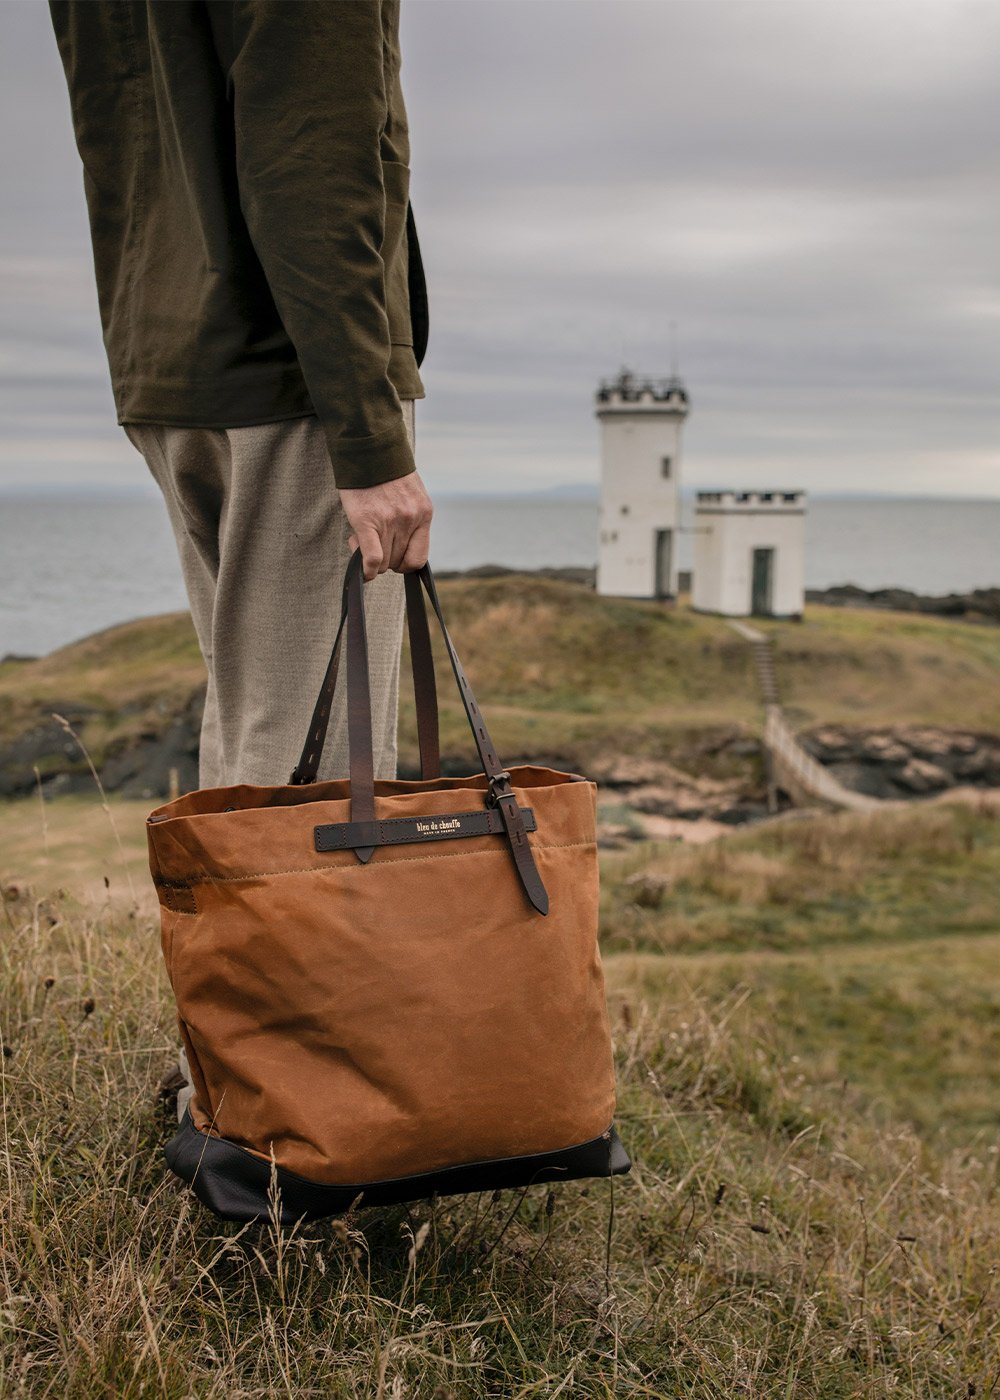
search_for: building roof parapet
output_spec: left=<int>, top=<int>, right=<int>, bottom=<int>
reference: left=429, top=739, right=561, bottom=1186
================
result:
left=696, top=489, right=806, bottom=509
left=595, top=367, right=689, bottom=410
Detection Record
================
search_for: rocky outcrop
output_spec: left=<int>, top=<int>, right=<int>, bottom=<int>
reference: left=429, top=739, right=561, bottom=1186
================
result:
left=806, top=584, right=1000, bottom=626
left=5, top=681, right=999, bottom=836
left=434, top=564, right=597, bottom=588
left=97, top=691, right=203, bottom=799
left=800, top=725, right=1000, bottom=800
left=0, top=707, right=103, bottom=798
left=584, top=753, right=773, bottom=826
left=0, top=690, right=203, bottom=800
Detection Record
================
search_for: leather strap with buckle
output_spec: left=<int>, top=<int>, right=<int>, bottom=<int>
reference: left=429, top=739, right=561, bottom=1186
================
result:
left=290, top=552, right=549, bottom=916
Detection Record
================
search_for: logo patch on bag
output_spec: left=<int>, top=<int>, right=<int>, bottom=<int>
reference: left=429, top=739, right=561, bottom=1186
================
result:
left=416, top=816, right=461, bottom=834
left=314, top=806, right=537, bottom=852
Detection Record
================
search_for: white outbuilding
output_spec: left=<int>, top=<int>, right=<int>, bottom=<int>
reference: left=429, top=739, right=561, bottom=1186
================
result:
left=595, top=368, right=689, bottom=598
left=692, top=490, right=806, bottom=618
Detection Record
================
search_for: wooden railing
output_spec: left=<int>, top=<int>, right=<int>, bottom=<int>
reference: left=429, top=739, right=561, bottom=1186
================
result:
left=728, top=620, right=880, bottom=812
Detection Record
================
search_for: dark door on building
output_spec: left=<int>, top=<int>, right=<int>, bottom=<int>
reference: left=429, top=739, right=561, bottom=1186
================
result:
left=751, top=547, right=775, bottom=615
left=654, top=529, right=673, bottom=598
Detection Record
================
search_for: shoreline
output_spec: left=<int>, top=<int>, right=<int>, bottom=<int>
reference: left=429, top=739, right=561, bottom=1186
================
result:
left=6, top=567, right=1000, bottom=668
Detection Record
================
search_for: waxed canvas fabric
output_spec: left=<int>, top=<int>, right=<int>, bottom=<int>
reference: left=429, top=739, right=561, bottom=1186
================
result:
left=147, top=764, right=618, bottom=1186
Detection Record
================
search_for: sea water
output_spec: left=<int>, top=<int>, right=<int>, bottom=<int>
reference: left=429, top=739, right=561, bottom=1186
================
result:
left=1, top=488, right=998, bottom=658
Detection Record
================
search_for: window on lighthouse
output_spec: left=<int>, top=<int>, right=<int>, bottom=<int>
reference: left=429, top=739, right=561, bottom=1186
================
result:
left=661, top=456, right=672, bottom=479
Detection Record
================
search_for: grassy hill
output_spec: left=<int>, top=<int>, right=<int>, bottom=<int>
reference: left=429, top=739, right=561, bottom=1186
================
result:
left=4, top=579, right=1000, bottom=782
left=1, top=790, right=999, bottom=1394
left=4, top=583, right=1000, bottom=1389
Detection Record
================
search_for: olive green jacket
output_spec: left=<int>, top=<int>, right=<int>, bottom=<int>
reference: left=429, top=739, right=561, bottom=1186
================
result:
left=49, top=0, right=427, bottom=489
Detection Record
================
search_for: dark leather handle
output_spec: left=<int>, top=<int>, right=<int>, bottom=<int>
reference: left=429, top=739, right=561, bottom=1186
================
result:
left=291, top=555, right=440, bottom=788
left=404, top=571, right=440, bottom=781
left=291, top=550, right=549, bottom=915
left=345, top=549, right=376, bottom=849
left=390, top=558, right=550, bottom=914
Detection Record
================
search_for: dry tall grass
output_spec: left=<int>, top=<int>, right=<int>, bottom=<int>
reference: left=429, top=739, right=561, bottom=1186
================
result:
left=2, top=828, right=999, bottom=1395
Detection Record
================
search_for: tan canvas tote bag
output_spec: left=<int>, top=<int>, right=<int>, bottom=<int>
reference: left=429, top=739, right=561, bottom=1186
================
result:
left=148, top=550, right=630, bottom=1223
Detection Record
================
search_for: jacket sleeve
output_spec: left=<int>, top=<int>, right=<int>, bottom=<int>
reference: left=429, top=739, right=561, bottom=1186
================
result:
left=218, top=0, right=416, bottom=489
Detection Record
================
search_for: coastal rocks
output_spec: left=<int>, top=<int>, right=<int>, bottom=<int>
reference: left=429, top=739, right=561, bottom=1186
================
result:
left=100, top=722, right=200, bottom=800
left=585, top=754, right=676, bottom=788
left=0, top=689, right=203, bottom=801
left=801, top=725, right=1000, bottom=800
left=585, top=753, right=771, bottom=825
left=898, top=758, right=954, bottom=794
left=97, top=687, right=203, bottom=799
left=433, top=564, right=597, bottom=588
left=806, top=584, right=1000, bottom=626
left=0, top=709, right=101, bottom=798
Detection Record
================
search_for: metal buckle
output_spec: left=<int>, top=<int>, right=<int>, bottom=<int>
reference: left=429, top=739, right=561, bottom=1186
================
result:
left=486, top=770, right=515, bottom=807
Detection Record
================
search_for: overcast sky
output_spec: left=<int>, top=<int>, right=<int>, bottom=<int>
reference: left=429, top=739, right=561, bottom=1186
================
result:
left=1, top=0, right=997, bottom=497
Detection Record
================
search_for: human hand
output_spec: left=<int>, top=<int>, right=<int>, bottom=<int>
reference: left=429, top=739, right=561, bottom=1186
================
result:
left=338, top=471, right=434, bottom=581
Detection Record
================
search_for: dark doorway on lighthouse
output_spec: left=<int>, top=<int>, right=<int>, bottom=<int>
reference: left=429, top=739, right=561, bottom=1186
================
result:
left=751, top=547, right=775, bottom=615
left=654, top=528, right=673, bottom=599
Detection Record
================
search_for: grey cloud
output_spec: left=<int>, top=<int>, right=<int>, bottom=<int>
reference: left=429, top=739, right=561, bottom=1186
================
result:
left=1, top=0, right=998, bottom=493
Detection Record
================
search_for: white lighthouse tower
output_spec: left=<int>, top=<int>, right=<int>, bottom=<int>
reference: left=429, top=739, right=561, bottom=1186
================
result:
left=595, top=368, right=690, bottom=598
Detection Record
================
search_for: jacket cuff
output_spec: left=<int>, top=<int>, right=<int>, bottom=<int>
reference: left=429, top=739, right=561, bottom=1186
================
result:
left=324, top=416, right=417, bottom=490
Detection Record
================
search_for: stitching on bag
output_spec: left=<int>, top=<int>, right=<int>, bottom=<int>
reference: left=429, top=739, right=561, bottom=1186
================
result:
left=184, top=839, right=595, bottom=887
left=157, top=879, right=198, bottom=915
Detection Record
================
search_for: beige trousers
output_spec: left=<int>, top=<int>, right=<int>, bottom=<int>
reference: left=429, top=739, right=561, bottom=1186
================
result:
left=123, top=405, right=414, bottom=790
